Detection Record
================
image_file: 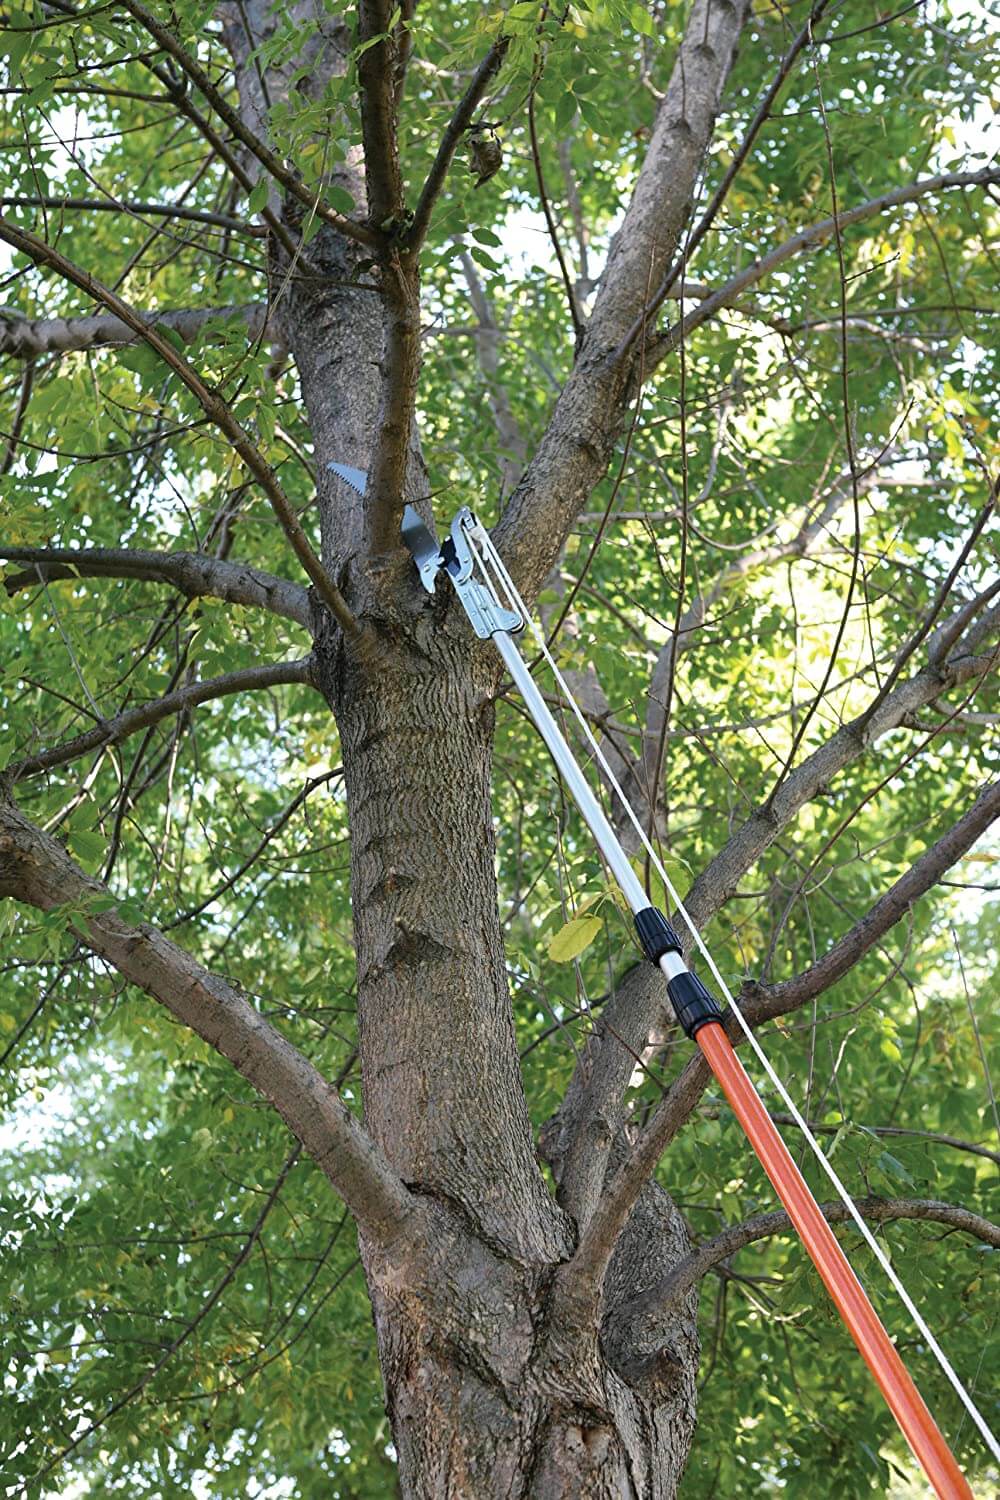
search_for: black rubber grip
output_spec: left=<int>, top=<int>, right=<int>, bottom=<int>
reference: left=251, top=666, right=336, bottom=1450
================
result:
left=634, top=906, right=682, bottom=962
left=666, top=970, right=725, bottom=1039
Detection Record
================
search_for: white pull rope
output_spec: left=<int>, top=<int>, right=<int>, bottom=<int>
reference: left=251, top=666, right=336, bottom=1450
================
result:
left=473, top=528, right=1000, bottom=1465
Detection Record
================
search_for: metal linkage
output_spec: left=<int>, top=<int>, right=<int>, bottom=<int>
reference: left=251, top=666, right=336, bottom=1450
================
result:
left=437, top=508, right=522, bottom=640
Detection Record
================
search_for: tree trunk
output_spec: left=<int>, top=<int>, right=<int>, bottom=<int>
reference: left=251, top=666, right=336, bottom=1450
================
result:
left=315, top=614, right=701, bottom=1497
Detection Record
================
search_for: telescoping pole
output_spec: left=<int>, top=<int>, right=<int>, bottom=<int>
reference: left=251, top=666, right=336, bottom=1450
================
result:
left=492, top=627, right=974, bottom=1500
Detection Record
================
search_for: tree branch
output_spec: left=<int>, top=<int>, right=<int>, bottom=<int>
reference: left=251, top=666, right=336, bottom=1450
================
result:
left=118, top=0, right=379, bottom=248
left=407, top=37, right=509, bottom=249
left=682, top=639, right=999, bottom=935
left=614, top=0, right=836, bottom=360
left=651, top=168, right=1000, bottom=368
left=8, top=658, right=315, bottom=781
left=0, top=302, right=270, bottom=359
left=363, top=250, right=421, bottom=558
left=493, top=0, right=751, bottom=600
left=0, top=219, right=364, bottom=643
left=357, top=0, right=403, bottom=228
left=350, top=4, right=425, bottom=559
left=0, top=357, right=34, bottom=474
left=0, top=194, right=262, bottom=236
left=458, top=248, right=527, bottom=494
left=0, top=798, right=417, bottom=1246
left=562, top=664, right=1000, bottom=1302
left=756, top=1117, right=1000, bottom=1170
left=0, top=546, right=311, bottom=628
left=637, top=457, right=873, bottom=839
left=392, top=0, right=416, bottom=105
left=741, top=777, right=1000, bottom=1024
left=627, top=1197, right=1000, bottom=1320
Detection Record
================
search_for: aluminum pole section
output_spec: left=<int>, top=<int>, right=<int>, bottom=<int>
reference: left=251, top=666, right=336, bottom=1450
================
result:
left=492, top=628, right=686, bottom=981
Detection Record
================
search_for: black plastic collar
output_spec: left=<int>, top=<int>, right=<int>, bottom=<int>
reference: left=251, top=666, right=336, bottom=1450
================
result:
left=666, top=971, right=724, bottom=1039
left=634, top=906, right=682, bottom=962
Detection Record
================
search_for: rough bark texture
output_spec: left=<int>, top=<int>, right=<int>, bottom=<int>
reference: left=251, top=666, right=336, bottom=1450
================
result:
left=494, top=0, right=750, bottom=601
left=311, top=602, right=702, bottom=1495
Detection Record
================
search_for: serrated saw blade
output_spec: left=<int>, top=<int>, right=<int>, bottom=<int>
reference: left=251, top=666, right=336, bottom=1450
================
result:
left=327, top=462, right=369, bottom=497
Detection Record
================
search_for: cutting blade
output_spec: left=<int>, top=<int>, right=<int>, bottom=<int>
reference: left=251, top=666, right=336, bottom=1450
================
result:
left=328, top=463, right=442, bottom=592
left=327, top=462, right=369, bottom=497
left=401, top=504, right=444, bottom=593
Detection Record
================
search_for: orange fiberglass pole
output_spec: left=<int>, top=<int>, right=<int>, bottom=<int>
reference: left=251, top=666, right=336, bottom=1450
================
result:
left=696, top=1019, right=973, bottom=1500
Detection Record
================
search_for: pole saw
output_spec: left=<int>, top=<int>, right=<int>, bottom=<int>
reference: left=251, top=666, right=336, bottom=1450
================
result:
left=330, top=465, right=991, bottom=1498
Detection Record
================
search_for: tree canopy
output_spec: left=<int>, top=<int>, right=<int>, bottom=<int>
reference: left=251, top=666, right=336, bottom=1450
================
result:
left=0, top=0, right=997, bottom=1494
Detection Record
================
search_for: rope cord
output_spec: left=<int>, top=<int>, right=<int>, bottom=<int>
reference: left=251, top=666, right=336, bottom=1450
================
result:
left=472, top=527, right=1000, bottom=1465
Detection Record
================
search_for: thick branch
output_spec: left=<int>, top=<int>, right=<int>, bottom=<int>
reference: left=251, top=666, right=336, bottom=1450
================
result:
left=9, top=658, right=315, bottom=780
left=629, top=1198, right=1000, bottom=1318
left=493, top=0, right=751, bottom=599
left=364, top=249, right=421, bottom=557
left=0, top=799, right=416, bottom=1247
left=0, top=547, right=311, bottom=628
left=0, top=302, right=270, bottom=359
left=353, top=2, right=422, bottom=557
left=0, top=219, right=362, bottom=641
left=615, top=0, right=835, bottom=358
left=357, top=0, right=402, bottom=227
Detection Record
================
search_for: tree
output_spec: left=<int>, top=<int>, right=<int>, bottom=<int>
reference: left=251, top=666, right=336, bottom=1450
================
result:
left=0, top=0, right=997, bottom=1493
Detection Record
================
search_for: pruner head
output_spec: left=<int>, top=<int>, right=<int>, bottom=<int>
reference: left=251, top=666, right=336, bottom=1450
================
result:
left=327, top=464, right=521, bottom=637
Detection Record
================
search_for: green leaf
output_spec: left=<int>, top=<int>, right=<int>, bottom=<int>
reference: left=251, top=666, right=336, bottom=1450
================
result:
left=65, top=830, right=106, bottom=872
left=874, top=1151, right=915, bottom=1187
left=555, top=90, right=577, bottom=133
left=355, top=31, right=388, bottom=58
left=325, top=183, right=357, bottom=216
left=247, top=180, right=270, bottom=216
left=630, top=3, right=654, bottom=35
left=548, top=913, right=603, bottom=963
